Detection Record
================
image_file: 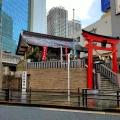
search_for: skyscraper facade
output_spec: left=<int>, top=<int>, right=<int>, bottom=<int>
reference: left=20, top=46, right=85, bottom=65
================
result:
left=30, top=0, right=46, bottom=34
left=47, top=7, right=68, bottom=38
left=0, top=0, right=30, bottom=54
left=68, top=20, right=81, bottom=37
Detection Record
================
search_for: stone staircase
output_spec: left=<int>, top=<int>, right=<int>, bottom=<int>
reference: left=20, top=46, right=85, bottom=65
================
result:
left=97, top=75, right=119, bottom=108
left=100, top=75, right=119, bottom=90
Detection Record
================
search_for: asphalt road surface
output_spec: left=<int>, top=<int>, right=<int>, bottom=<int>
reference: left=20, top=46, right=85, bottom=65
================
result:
left=0, top=105, right=120, bottom=120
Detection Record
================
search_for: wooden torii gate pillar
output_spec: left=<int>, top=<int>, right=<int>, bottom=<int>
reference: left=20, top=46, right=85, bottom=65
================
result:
left=82, top=30, right=120, bottom=89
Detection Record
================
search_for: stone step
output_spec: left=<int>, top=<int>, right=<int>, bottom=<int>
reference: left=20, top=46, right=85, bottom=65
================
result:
left=95, top=92, right=118, bottom=108
left=96, top=100, right=117, bottom=108
left=101, top=84, right=117, bottom=87
left=101, top=85, right=117, bottom=88
left=95, top=73, right=119, bottom=108
left=97, top=73, right=119, bottom=94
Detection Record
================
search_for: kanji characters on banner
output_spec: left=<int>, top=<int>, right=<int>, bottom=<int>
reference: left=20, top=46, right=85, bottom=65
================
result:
left=42, top=46, right=47, bottom=61
left=65, top=42, right=68, bottom=60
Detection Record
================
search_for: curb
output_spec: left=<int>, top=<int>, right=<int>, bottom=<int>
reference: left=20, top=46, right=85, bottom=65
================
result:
left=0, top=101, right=120, bottom=113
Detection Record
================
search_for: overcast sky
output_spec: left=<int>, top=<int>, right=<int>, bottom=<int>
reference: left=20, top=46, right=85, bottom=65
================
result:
left=46, top=0, right=104, bottom=28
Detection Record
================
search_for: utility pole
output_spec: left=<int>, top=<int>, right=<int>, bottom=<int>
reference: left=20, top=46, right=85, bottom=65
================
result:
left=73, top=9, right=75, bottom=43
left=67, top=53, right=71, bottom=102
left=73, top=9, right=75, bottom=60
left=60, top=47, right=71, bottom=102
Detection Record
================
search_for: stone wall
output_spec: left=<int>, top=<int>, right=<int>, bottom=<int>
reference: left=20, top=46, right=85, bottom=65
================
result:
left=2, top=75, right=21, bottom=89
left=27, top=68, right=87, bottom=92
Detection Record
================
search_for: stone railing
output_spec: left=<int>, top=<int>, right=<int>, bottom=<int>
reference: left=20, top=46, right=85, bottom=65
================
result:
left=26, top=59, right=86, bottom=69
left=95, top=63, right=118, bottom=85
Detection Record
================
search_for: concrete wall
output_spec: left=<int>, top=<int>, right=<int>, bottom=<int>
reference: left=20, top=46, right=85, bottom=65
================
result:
left=84, top=13, right=112, bottom=36
left=111, top=0, right=120, bottom=58
left=27, top=68, right=87, bottom=92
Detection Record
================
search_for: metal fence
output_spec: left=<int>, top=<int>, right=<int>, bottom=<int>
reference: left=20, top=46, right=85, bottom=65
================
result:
left=0, top=88, right=120, bottom=108
left=82, top=89, right=120, bottom=108
left=0, top=88, right=80, bottom=107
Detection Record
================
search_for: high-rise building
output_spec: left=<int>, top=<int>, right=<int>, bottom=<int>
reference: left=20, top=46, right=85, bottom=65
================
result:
left=30, top=0, right=46, bottom=34
left=47, top=7, right=68, bottom=38
left=68, top=20, right=81, bottom=37
left=0, top=0, right=30, bottom=54
left=111, top=0, right=120, bottom=58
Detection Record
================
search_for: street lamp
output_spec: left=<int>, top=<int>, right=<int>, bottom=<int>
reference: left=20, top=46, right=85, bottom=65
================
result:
left=60, top=46, right=73, bottom=102
left=68, top=53, right=71, bottom=102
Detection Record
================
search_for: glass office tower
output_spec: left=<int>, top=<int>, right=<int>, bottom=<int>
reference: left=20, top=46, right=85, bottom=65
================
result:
left=30, top=0, right=46, bottom=34
left=0, top=0, right=30, bottom=54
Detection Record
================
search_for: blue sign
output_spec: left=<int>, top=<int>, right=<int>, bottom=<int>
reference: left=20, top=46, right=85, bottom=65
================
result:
left=101, top=0, right=111, bottom=12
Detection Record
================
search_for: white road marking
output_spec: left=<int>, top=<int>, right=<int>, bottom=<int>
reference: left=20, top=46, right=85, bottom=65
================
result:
left=40, top=107, right=120, bottom=116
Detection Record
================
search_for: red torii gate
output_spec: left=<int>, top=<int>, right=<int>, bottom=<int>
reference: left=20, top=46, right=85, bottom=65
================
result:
left=82, top=30, right=120, bottom=89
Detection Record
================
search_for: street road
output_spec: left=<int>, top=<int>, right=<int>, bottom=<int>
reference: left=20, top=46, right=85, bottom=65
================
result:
left=0, top=105, right=120, bottom=120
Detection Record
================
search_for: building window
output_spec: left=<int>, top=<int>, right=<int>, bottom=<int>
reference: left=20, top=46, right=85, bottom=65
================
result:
left=77, top=37, right=80, bottom=42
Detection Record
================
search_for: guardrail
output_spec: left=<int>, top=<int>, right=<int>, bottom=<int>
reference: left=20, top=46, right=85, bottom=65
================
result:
left=27, top=59, right=86, bottom=69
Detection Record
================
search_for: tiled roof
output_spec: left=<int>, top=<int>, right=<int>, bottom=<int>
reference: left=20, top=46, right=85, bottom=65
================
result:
left=22, top=34, right=74, bottom=48
left=16, top=30, right=87, bottom=55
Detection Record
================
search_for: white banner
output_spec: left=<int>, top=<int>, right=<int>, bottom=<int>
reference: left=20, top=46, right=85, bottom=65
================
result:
left=115, top=0, right=120, bottom=14
left=22, top=71, right=27, bottom=92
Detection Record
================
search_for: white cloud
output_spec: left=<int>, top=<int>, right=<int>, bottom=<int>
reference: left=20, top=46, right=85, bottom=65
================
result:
left=46, top=0, right=96, bottom=20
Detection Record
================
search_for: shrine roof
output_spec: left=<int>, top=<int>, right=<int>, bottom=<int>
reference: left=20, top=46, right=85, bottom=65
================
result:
left=16, top=30, right=87, bottom=55
left=16, top=30, right=74, bottom=55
